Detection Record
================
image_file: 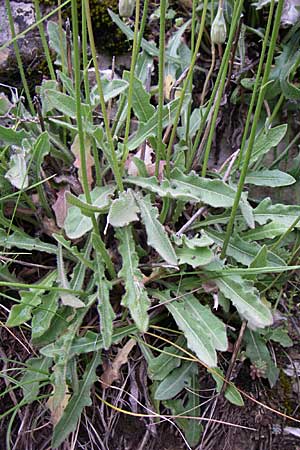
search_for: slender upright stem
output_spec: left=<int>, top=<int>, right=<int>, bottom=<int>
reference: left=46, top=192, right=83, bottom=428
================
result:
left=266, top=93, right=284, bottom=128
left=137, top=0, right=149, bottom=55
left=1, top=0, right=71, bottom=52
left=5, top=0, right=35, bottom=115
left=85, top=0, right=123, bottom=192
left=201, top=43, right=216, bottom=106
left=81, top=0, right=101, bottom=186
left=221, top=0, right=284, bottom=259
left=58, top=0, right=67, bottom=76
left=165, top=0, right=209, bottom=178
left=201, top=0, right=244, bottom=177
left=72, top=0, right=116, bottom=278
left=121, top=0, right=141, bottom=167
left=71, top=0, right=91, bottom=202
left=33, top=0, right=56, bottom=80
left=270, top=215, right=300, bottom=252
left=111, top=0, right=148, bottom=143
left=156, top=0, right=167, bottom=176
left=270, top=130, right=300, bottom=169
left=236, top=1, right=275, bottom=169
left=185, top=0, right=198, bottom=148
left=187, top=1, right=242, bottom=171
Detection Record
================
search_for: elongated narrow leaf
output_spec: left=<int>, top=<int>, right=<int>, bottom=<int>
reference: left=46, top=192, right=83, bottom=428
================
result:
left=166, top=19, right=191, bottom=72
left=5, top=151, right=28, bottom=189
left=178, top=107, right=205, bottom=140
left=47, top=310, right=88, bottom=426
left=244, top=329, right=272, bottom=367
left=254, top=198, right=300, bottom=227
left=176, top=232, right=214, bottom=249
left=267, top=327, right=293, bottom=347
left=52, top=352, right=101, bottom=448
left=211, top=368, right=244, bottom=406
left=6, top=271, right=57, bottom=327
left=123, top=73, right=155, bottom=123
left=148, top=335, right=185, bottom=380
left=0, top=229, right=57, bottom=254
left=206, top=230, right=285, bottom=267
left=53, top=234, right=94, bottom=270
left=0, top=125, right=29, bottom=145
left=48, top=361, right=69, bottom=426
left=214, top=265, right=300, bottom=276
left=154, top=361, right=198, bottom=400
left=31, top=291, right=59, bottom=340
left=22, top=356, right=51, bottom=403
left=176, top=246, right=213, bottom=268
left=124, top=86, right=156, bottom=147
left=44, top=89, right=89, bottom=118
left=215, top=275, right=273, bottom=329
left=244, top=329, right=279, bottom=387
left=238, top=124, right=287, bottom=167
left=164, top=373, right=202, bottom=446
left=42, top=324, right=139, bottom=359
left=242, top=222, right=290, bottom=241
left=224, top=384, right=244, bottom=406
left=116, top=226, right=150, bottom=332
left=64, top=185, right=115, bottom=239
left=66, top=192, right=109, bottom=216
left=249, top=245, right=268, bottom=274
left=92, top=234, right=115, bottom=349
left=268, top=34, right=300, bottom=100
left=135, top=195, right=177, bottom=266
left=57, top=71, right=74, bottom=96
left=128, top=96, right=189, bottom=151
left=69, top=235, right=94, bottom=292
left=127, top=168, right=237, bottom=207
left=245, top=169, right=295, bottom=187
left=195, top=201, right=300, bottom=231
left=157, top=292, right=217, bottom=366
left=170, top=169, right=236, bottom=207
left=135, top=51, right=153, bottom=83
left=33, top=133, right=52, bottom=215
left=34, top=132, right=50, bottom=167
left=108, top=9, right=182, bottom=63
left=0, top=93, right=11, bottom=115
left=108, top=190, right=139, bottom=227
left=47, top=21, right=67, bottom=67
left=57, top=244, right=85, bottom=308
left=240, top=192, right=255, bottom=229
left=183, top=294, right=228, bottom=351
left=91, top=78, right=128, bottom=104
left=7, top=291, right=41, bottom=327
left=31, top=309, right=72, bottom=347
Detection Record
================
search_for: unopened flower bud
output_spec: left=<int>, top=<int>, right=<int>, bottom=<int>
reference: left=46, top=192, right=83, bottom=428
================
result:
left=211, top=7, right=227, bottom=44
left=119, top=0, right=135, bottom=17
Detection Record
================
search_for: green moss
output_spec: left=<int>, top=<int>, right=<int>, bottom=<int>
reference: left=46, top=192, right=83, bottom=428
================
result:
left=278, top=370, right=294, bottom=415
left=40, top=0, right=130, bottom=54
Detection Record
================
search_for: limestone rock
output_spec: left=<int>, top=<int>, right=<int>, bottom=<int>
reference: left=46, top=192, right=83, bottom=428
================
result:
left=0, top=1, right=46, bottom=87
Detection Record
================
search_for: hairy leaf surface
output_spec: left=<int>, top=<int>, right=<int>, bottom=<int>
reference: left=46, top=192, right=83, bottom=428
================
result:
left=92, top=234, right=115, bottom=349
left=215, top=276, right=273, bottom=329
left=117, top=226, right=150, bottom=331
left=64, top=185, right=114, bottom=239
left=245, top=169, right=295, bottom=187
left=127, top=169, right=237, bottom=207
left=154, top=361, right=198, bottom=400
left=136, top=195, right=178, bottom=266
left=108, top=190, right=139, bottom=227
left=52, top=352, right=101, bottom=448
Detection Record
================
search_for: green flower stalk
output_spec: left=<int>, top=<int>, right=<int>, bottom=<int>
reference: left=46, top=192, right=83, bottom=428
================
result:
left=119, top=0, right=135, bottom=17
left=211, top=6, right=227, bottom=44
